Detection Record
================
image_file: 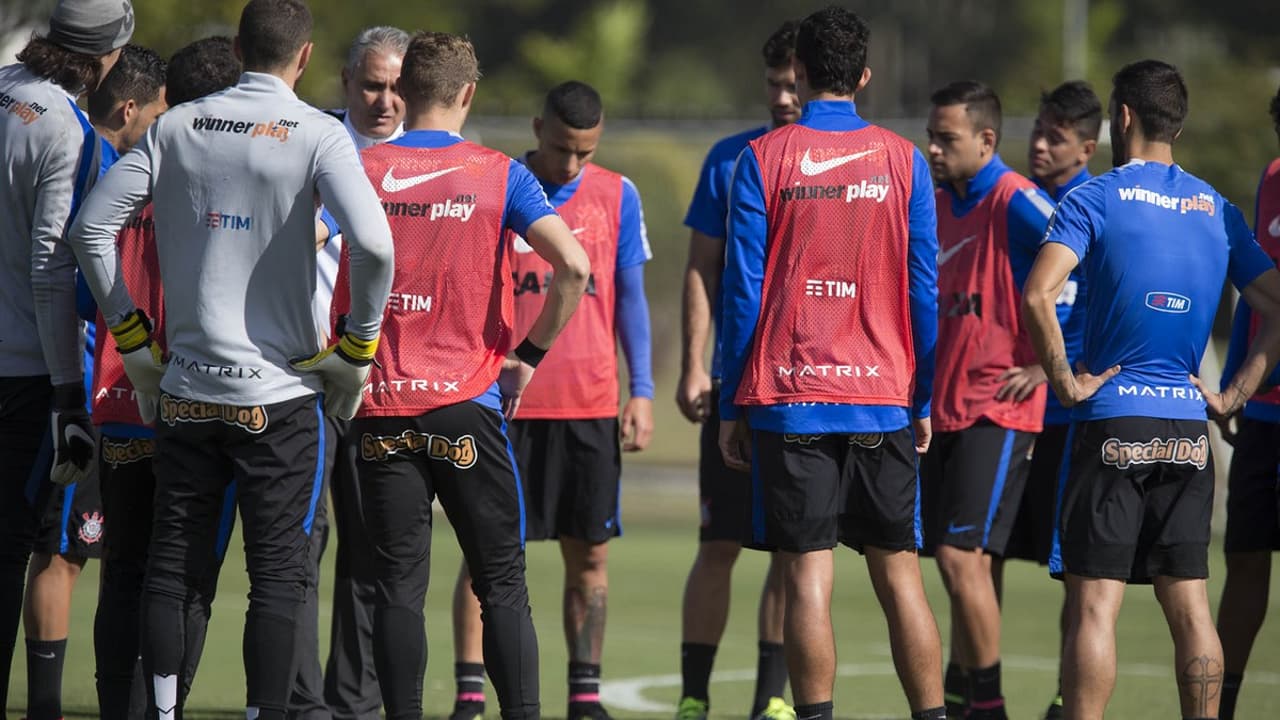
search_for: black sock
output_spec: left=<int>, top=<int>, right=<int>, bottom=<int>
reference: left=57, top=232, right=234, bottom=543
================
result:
left=912, top=708, right=948, bottom=720
left=750, top=641, right=787, bottom=715
left=1220, top=671, right=1243, bottom=720
left=26, top=638, right=68, bottom=720
left=680, top=642, right=717, bottom=702
left=568, top=661, right=602, bottom=705
left=794, top=701, right=833, bottom=720
left=943, top=662, right=968, bottom=711
left=969, top=661, right=1004, bottom=709
left=455, top=661, right=487, bottom=705
left=95, top=568, right=144, bottom=720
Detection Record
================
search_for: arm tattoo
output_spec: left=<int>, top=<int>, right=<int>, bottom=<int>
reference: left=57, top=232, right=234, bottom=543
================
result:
left=1179, top=655, right=1222, bottom=717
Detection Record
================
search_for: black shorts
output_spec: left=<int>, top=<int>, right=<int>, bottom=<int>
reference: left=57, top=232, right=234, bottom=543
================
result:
left=351, top=401, right=527, bottom=610
left=1051, top=417, right=1213, bottom=583
left=1222, top=416, right=1280, bottom=553
left=0, top=376, right=103, bottom=558
left=920, top=423, right=1034, bottom=556
left=698, top=387, right=753, bottom=543
left=509, top=417, right=621, bottom=543
left=1004, top=423, right=1070, bottom=564
left=750, top=428, right=920, bottom=554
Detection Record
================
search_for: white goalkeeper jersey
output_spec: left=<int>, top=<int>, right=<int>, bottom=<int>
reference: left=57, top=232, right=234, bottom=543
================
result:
left=0, top=63, right=99, bottom=386
left=69, top=72, right=394, bottom=406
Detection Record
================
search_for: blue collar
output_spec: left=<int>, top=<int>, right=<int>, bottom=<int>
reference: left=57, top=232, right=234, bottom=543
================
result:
left=943, top=154, right=1010, bottom=213
left=798, top=99, right=870, bottom=132
left=518, top=151, right=580, bottom=207
left=389, top=129, right=465, bottom=149
left=1035, top=166, right=1091, bottom=203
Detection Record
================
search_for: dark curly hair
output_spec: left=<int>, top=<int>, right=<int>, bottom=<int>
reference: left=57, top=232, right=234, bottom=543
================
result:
left=16, top=35, right=102, bottom=96
left=1270, top=85, right=1280, bottom=134
left=795, top=6, right=869, bottom=96
left=166, top=37, right=240, bottom=106
left=761, top=20, right=798, bottom=70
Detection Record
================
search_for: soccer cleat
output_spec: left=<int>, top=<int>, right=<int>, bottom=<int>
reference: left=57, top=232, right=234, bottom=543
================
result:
left=448, top=700, right=485, bottom=720
left=752, top=697, right=796, bottom=720
left=1043, top=695, right=1064, bottom=719
left=944, top=694, right=967, bottom=720
left=676, top=696, right=709, bottom=720
left=569, top=701, right=615, bottom=720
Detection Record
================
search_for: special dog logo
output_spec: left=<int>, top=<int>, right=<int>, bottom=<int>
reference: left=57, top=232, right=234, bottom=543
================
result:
left=1100, top=435, right=1209, bottom=470
left=78, top=511, right=104, bottom=545
left=101, top=437, right=155, bottom=468
left=159, top=395, right=268, bottom=434
left=360, top=430, right=477, bottom=469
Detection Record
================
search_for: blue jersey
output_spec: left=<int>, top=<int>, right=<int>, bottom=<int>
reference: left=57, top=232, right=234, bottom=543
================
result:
left=1036, top=168, right=1091, bottom=425
left=1044, top=160, right=1273, bottom=421
left=684, top=125, right=768, bottom=379
left=720, top=100, right=938, bottom=433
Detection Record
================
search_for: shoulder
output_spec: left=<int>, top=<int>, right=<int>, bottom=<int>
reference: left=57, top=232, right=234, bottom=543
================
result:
left=710, top=125, right=769, bottom=162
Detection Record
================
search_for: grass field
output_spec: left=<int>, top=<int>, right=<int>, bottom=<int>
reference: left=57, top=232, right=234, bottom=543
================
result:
left=6, top=462, right=1280, bottom=720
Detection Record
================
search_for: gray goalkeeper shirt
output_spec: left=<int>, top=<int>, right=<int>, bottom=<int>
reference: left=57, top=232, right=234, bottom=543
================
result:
left=0, top=64, right=98, bottom=386
left=69, top=72, right=394, bottom=406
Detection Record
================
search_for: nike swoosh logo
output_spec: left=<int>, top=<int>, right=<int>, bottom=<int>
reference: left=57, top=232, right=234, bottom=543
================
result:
left=937, top=234, right=978, bottom=266
left=1269, top=214, right=1280, bottom=238
left=381, top=165, right=463, bottom=193
left=571, top=228, right=586, bottom=235
left=947, top=523, right=976, bottom=534
left=33, top=651, right=56, bottom=659
left=798, top=148, right=881, bottom=176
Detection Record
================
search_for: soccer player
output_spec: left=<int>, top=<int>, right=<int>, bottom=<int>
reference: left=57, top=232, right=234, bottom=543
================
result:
left=448, top=80, right=653, bottom=720
left=1213, top=83, right=1280, bottom=720
left=719, top=6, right=945, bottom=720
left=328, top=31, right=588, bottom=720
left=922, top=80, right=1054, bottom=720
left=1023, top=59, right=1280, bottom=720
left=0, top=1, right=133, bottom=717
left=674, top=20, right=797, bottom=720
left=82, top=41, right=168, bottom=720
left=318, top=26, right=409, bottom=720
left=68, top=1, right=396, bottom=717
left=1005, top=79, right=1102, bottom=720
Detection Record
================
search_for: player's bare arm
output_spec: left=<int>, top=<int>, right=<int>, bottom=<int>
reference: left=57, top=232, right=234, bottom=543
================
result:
left=1022, top=242, right=1119, bottom=406
left=1195, top=267, right=1280, bottom=417
left=677, top=229, right=724, bottom=423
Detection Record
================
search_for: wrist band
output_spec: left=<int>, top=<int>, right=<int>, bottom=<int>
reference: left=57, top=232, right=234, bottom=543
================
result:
left=513, top=338, right=548, bottom=368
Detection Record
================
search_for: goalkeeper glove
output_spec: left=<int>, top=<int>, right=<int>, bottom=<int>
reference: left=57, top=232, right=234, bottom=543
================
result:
left=290, top=318, right=377, bottom=420
left=109, top=309, right=166, bottom=425
left=50, top=382, right=94, bottom=486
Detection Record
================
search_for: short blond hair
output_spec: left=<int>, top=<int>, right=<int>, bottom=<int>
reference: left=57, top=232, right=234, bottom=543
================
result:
left=398, top=31, right=480, bottom=108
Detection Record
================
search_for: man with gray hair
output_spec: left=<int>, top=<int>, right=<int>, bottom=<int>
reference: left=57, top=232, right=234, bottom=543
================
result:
left=0, top=1, right=133, bottom=718
left=316, top=25, right=409, bottom=720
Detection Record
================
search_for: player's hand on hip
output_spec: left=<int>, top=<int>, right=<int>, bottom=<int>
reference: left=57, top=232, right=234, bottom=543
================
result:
left=620, top=396, right=654, bottom=452
left=1191, top=373, right=1241, bottom=420
left=498, top=356, right=535, bottom=420
left=1062, top=362, right=1121, bottom=407
left=912, top=416, right=932, bottom=455
left=718, top=418, right=751, bottom=472
left=108, top=309, right=167, bottom=424
left=50, top=383, right=95, bottom=486
left=996, top=363, right=1047, bottom=402
left=290, top=323, right=377, bottom=421
left=676, top=368, right=712, bottom=423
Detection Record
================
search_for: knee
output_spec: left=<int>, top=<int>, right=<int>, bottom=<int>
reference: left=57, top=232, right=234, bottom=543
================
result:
left=935, top=546, right=981, bottom=592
